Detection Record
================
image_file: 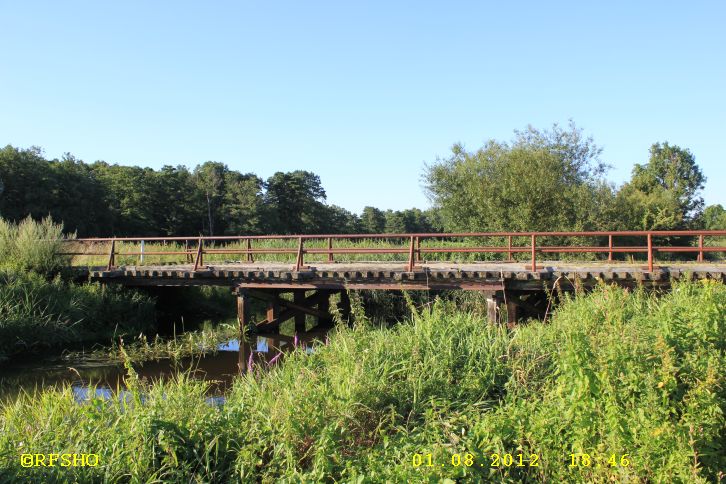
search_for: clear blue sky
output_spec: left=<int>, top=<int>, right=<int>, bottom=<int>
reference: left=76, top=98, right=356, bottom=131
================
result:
left=2, top=1, right=724, bottom=213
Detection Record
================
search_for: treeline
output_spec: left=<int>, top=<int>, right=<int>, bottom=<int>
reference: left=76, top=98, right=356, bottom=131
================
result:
left=2, top=121, right=725, bottom=239
left=0, top=146, right=440, bottom=237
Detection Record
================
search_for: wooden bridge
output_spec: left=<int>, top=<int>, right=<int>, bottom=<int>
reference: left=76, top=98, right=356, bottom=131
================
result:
left=64, top=230, right=726, bottom=331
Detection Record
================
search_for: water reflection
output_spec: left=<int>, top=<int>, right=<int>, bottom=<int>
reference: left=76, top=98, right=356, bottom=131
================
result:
left=0, top=329, right=329, bottom=403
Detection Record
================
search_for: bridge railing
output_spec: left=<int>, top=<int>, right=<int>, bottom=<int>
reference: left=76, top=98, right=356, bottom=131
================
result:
left=59, top=230, right=726, bottom=273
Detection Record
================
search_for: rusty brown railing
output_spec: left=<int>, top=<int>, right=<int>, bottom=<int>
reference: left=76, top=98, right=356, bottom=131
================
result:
left=60, top=230, right=726, bottom=273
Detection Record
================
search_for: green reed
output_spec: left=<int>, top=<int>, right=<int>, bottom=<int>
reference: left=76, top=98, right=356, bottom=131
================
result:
left=1, top=281, right=723, bottom=482
left=0, top=270, right=155, bottom=362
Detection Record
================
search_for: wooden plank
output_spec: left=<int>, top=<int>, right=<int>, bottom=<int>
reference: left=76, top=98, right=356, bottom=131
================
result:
left=237, top=290, right=250, bottom=331
left=247, top=289, right=332, bottom=319
left=294, top=291, right=306, bottom=333
left=235, top=281, right=506, bottom=290
left=257, top=307, right=299, bottom=329
left=317, top=291, right=331, bottom=327
left=506, top=300, right=518, bottom=328
left=483, top=291, right=499, bottom=324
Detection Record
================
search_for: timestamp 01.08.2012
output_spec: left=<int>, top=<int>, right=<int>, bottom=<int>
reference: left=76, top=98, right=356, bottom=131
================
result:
left=411, top=452, right=539, bottom=469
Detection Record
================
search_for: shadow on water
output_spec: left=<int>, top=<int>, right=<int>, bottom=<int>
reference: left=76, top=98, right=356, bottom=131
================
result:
left=0, top=329, right=329, bottom=404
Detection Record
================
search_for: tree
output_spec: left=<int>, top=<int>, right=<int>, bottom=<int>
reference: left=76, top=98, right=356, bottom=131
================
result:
left=512, top=120, right=608, bottom=181
left=48, top=154, right=112, bottom=235
left=423, top=208, right=444, bottom=232
left=0, top=145, right=55, bottom=222
left=703, top=204, right=726, bottom=230
left=91, top=162, right=159, bottom=235
left=618, top=142, right=705, bottom=230
left=382, top=209, right=436, bottom=233
left=321, top=205, right=360, bottom=234
left=384, top=210, right=408, bottom=233
left=424, top=122, right=614, bottom=232
left=193, top=162, right=228, bottom=236
left=222, top=172, right=264, bottom=234
left=263, top=171, right=327, bottom=234
left=0, top=146, right=114, bottom=236
left=400, top=208, right=438, bottom=233
left=152, top=166, right=201, bottom=236
left=360, top=206, right=386, bottom=233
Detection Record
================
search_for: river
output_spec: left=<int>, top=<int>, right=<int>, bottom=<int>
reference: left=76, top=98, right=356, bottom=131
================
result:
left=0, top=329, right=329, bottom=404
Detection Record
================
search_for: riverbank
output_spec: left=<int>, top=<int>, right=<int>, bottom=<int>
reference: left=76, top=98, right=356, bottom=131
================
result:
left=0, top=326, right=326, bottom=405
left=0, top=217, right=158, bottom=363
left=1, top=281, right=723, bottom=482
left=0, top=270, right=156, bottom=363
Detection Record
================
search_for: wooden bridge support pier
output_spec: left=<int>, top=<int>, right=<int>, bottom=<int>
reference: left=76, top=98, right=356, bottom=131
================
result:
left=237, top=287, right=535, bottom=335
left=482, top=290, right=551, bottom=327
left=235, top=287, right=340, bottom=336
left=483, top=291, right=518, bottom=328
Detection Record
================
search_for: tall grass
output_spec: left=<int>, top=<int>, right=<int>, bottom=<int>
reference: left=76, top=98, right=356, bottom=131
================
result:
left=1, top=281, right=723, bottom=482
left=0, top=270, right=155, bottom=362
left=0, top=216, right=73, bottom=275
left=100, top=322, right=239, bottom=363
left=0, top=216, right=162, bottom=362
left=461, top=281, right=726, bottom=482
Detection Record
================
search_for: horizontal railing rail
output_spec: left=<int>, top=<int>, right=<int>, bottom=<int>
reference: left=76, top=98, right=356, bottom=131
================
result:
left=59, top=231, right=726, bottom=273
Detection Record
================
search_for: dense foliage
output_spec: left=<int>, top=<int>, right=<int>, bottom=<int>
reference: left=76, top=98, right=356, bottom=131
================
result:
left=425, top=122, right=718, bottom=233
left=0, top=217, right=155, bottom=362
left=0, top=271, right=155, bottom=362
left=0, top=146, right=439, bottom=237
left=1, top=281, right=723, bottom=482
left=2, top=121, right=722, bottom=238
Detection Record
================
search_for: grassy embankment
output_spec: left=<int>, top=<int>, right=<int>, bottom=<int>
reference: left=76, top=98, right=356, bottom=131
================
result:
left=1, top=280, right=723, bottom=482
left=0, top=217, right=154, bottom=362
left=0, top=217, right=237, bottom=364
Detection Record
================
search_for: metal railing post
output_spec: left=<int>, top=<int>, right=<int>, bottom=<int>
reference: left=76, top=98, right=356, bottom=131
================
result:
left=106, top=238, right=116, bottom=271
left=698, top=234, right=704, bottom=262
left=295, top=237, right=304, bottom=271
left=415, top=236, right=421, bottom=262
left=140, top=240, right=145, bottom=265
left=327, top=237, right=334, bottom=263
left=647, top=233, right=653, bottom=272
left=608, top=234, right=613, bottom=262
left=193, top=237, right=204, bottom=271
left=246, top=238, right=254, bottom=263
left=507, top=235, right=513, bottom=261
left=407, top=235, right=415, bottom=272
left=530, top=234, right=537, bottom=271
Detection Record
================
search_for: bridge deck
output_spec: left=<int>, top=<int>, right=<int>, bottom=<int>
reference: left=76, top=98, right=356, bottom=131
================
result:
left=84, top=261, right=726, bottom=291
left=71, top=231, right=726, bottom=328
